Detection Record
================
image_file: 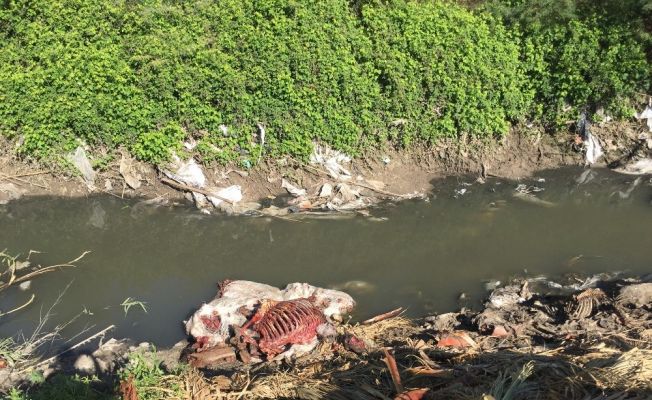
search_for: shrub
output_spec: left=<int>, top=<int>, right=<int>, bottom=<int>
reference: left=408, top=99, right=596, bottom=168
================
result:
left=132, top=122, right=185, bottom=164
left=484, top=0, right=650, bottom=126
left=0, top=0, right=648, bottom=165
left=360, top=0, right=532, bottom=144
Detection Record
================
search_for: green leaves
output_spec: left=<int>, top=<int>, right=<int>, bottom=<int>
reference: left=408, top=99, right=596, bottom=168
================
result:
left=0, top=0, right=648, bottom=163
left=361, top=0, right=530, bottom=143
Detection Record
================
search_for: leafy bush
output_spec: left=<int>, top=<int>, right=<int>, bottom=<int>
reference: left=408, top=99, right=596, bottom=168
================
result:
left=0, top=0, right=649, bottom=165
left=0, top=1, right=151, bottom=159
left=484, top=0, right=650, bottom=126
left=132, top=123, right=185, bottom=164
left=361, top=0, right=532, bottom=144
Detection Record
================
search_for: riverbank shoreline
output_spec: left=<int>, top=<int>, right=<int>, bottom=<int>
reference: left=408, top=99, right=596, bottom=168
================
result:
left=3, top=121, right=651, bottom=217
left=3, top=122, right=647, bottom=208
left=2, top=272, right=650, bottom=399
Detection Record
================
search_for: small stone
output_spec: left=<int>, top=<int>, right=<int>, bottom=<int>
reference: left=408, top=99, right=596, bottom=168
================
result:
left=74, top=354, right=96, bottom=375
left=18, top=281, right=31, bottom=291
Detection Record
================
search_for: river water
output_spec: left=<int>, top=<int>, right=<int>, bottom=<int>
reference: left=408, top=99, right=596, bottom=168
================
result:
left=0, top=167, right=650, bottom=347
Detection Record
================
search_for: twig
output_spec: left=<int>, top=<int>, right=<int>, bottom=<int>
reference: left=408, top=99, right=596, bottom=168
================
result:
left=363, top=307, right=405, bottom=325
left=0, top=171, right=50, bottom=180
left=0, top=294, right=35, bottom=317
left=0, top=173, right=48, bottom=189
left=300, top=162, right=408, bottom=198
left=0, top=251, right=90, bottom=291
left=160, top=177, right=235, bottom=205
left=235, top=371, right=254, bottom=400
left=382, top=347, right=404, bottom=394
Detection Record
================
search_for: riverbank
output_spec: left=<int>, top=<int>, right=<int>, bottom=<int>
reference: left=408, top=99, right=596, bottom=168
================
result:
left=1, top=122, right=650, bottom=210
left=3, top=273, right=650, bottom=399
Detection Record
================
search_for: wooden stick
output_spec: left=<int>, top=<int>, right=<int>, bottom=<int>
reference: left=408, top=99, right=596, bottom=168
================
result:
left=363, top=307, right=404, bottom=325
left=0, top=294, right=35, bottom=317
left=160, top=177, right=235, bottom=205
left=0, top=172, right=48, bottom=189
left=0, top=171, right=50, bottom=180
left=382, top=347, right=404, bottom=394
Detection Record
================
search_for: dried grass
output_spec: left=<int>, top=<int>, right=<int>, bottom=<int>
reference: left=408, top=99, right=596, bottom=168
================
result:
left=149, top=314, right=652, bottom=400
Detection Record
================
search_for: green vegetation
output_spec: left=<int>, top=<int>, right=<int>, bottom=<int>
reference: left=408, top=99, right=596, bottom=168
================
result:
left=0, top=0, right=649, bottom=166
left=484, top=0, right=651, bottom=126
left=4, top=375, right=114, bottom=400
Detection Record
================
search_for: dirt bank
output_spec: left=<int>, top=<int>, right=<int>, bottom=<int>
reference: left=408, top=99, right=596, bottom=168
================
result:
left=3, top=122, right=648, bottom=208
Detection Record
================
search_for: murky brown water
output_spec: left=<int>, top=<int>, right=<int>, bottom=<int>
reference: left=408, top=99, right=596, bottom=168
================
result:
left=0, top=167, right=650, bottom=347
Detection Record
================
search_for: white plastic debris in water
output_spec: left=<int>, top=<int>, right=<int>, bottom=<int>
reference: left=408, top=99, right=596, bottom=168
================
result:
left=207, top=185, right=243, bottom=207
left=584, top=132, right=603, bottom=165
left=310, top=143, right=352, bottom=180
left=281, top=179, right=307, bottom=197
left=162, top=155, right=206, bottom=188
left=185, top=280, right=356, bottom=352
left=68, top=146, right=96, bottom=186
left=635, top=105, right=652, bottom=132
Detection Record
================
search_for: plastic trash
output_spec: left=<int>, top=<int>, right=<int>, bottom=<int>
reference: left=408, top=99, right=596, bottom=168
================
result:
left=281, top=179, right=307, bottom=197
left=614, top=158, right=652, bottom=175
left=207, top=185, right=243, bottom=207
left=162, top=155, right=206, bottom=188
left=310, top=144, right=352, bottom=180
left=585, top=132, right=603, bottom=165
left=68, top=146, right=96, bottom=186
left=318, top=183, right=333, bottom=198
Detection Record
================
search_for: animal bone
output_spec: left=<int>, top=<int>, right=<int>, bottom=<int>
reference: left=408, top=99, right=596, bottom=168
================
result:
left=243, top=298, right=326, bottom=358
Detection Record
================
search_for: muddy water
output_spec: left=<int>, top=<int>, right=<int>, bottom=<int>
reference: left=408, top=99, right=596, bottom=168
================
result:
left=0, top=167, right=650, bottom=347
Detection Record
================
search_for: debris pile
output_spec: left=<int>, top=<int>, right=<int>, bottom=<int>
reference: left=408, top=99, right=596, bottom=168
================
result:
left=160, top=155, right=244, bottom=214
left=158, top=144, right=423, bottom=217
left=161, top=274, right=651, bottom=400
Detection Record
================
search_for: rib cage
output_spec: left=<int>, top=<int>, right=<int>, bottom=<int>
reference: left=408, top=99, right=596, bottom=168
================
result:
left=254, top=298, right=325, bottom=356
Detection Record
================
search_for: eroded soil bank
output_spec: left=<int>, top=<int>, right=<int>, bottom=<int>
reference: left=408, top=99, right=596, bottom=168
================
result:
left=2, top=122, right=650, bottom=209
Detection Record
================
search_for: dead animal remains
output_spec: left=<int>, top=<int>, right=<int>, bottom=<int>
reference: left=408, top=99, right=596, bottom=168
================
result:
left=237, top=298, right=328, bottom=359
left=185, top=280, right=355, bottom=365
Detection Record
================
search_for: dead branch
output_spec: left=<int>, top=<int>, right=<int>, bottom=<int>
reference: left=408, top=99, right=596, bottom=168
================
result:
left=160, top=177, right=235, bottom=204
left=363, top=307, right=405, bottom=325
left=383, top=347, right=404, bottom=394
left=0, top=294, right=35, bottom=317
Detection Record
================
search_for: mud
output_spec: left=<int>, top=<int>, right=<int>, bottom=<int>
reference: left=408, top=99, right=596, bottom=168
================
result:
left=1, top=124, right=633, bottom=206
